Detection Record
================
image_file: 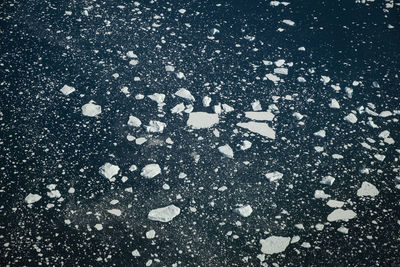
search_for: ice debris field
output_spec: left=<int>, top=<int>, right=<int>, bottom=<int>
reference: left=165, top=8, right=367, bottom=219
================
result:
left=0, top=0, right=400, bottom=266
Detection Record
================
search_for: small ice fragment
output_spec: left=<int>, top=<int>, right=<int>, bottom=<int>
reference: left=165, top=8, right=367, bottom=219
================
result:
left=171, top=103, right=185, bottom=114
left=251, top=100, right=262, bottom=111
left=107, top=209, right=122, bottom=216
left=99, top=163, right=120, bottom=180
left=126, top=51, right=137, bottom=58
left=222, top=104, right=234, bottom=113
left=148, top=205, right=180, bottom=222
left=165, top=65, right=175, bottom=72
left=127, top=116, right=141, bottom=127
left=210, top=28, right=220, bottom=35
left=260, top=236, right=291, bottom=254
left=47, top=190, right=61, bottom=198
left=146, top=230, right=156, bottom=239
left=233, top=205, right=253, bottom=217
left=245, top=111, right=274, bottom=121
left=314, top=130, right=326, bottom=138
left=327, top=209, right=356, bottom=222
left=320, top=76, right=330, bottom=85
left=25, top=193, right=42, bottom=204
left=337, top=226, right=349, bottom=234
left=292, top=112, right=304, bottom=120
left=202, top=96, right=212, bottom=107
left=374, top=154, right=385, bottom=161
left=332, top=154, right=343, bottom=159
left=297, top=77, right=306, bottom=83
left=265, top=171, right=283, bottom=182
left=135, top=137, right=147, bottom=145
left=274, top=59, right=285, bottom=67
left=176, top=72, right=185, bottom=79
left=240, top=140, right=252, bottom=150
left=357, top=182, right=379, bottom=197
left=274, top=68, right=288, bottom=75
left=129, top=59, right=139, bottom=66
left=178, top=8, right=186, bottom=14
left=218, top=144, right=234, bottom=159
left=329, top=99, right=340, bottom=109
left=379, top=111, right=392, bottom=117
left=140, top=164, right=161, bottom=178
left=60, top=85, right=75, bottom=95
left=187, top=112, right=219, bottom=129
left=147, top=93, right=165, bottom=104
left=94, top=224, right=103, bottom=231
left=344, top=113, right=357, bottom=124
left=372, top=81, right=380, bottom=88
left=320, top=176, right=335, bottom=186
left=175, top=88, right=195, bottom=101
left=132, top=249, right=141, bottom=257
left=327, top=200, right=344, bottom=208
left=213, top=103, right=222, bottom=114
left=145, top=120, right=166, bottom=133
left=265, top=73, right=280, bottom=83
left=282, top=19, right=295, bottom=26
left=129, top=165, right=137, bottom=172
left=314, top=190, right=331, bottom=199
left=82, top=101, right=101, bottom=117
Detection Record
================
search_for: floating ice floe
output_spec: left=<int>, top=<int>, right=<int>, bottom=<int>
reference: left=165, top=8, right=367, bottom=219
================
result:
left=320, top=75, right=330, bottom=85
left=99, top=163, right=120, bottom=181
left=357, top=182, right=379, bottom=197
left=327, top=200, right=344, bottom=208
left=165, top=65, right=175, bottom=72
left=344, top=113, right=357, bottom=124
left=260, top=236, right=291, bottom=254
left=25, top=193, right=42, bottom=204
left=265, top=171, right=283, bottom=182
left=244, top=111, right=274, bottom=121
left=320, top=176, right=335, bottom=186
left=175, top=88, right=195, bottom=101
left=132, top=250, right=141, bottom=257
left=218, top=144, right=234, bottom=159
left=82, top=101, right=101, bottom=117
left=240, top=140, right=252, bottom=150
left=171, top=103, right=185, bottom=114
left=327, top=209, right=356, bottom=222
left=60, top=85, right=75, bottom=95
left=222, top=104, right=234, bottom=113
left=329, top=99, right=340, bottom=109
left=314, top=130, right=326, bottom=138
left=282, top=19, right=295, bottom=26
left=202, top=96, right=212, bottom=107
left=146, top=230, right=156, bottom=239
left=237, top=122, right=276, bottom=139
left=187, top=112, right=219, bottom=129
left=233, top=205, right=253, bottom=217
left=251, top=100, right=262, bottom=111
left=148, top=93, right=165, bottom=104
left=127, top=115, right=141, bottom=127
left=126, top=51, right=137, bottom=58
left=107, top=209, right=122, bottom=216
left=141, top=164, right=161, bottom=178
left=265, top=73, right=280, bottom=83
left=145, top=120, right=166, bottom=133
left=148, top=205, right=180, bottom=222
left=274, top=68, right=288, bottom=75
left=314, top=190, right=331, bottom=199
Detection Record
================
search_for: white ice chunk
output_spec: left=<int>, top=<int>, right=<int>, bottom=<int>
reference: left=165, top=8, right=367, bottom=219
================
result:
left=175, top=88, right=195, bottom=101
left=240, top=140, right=252, bottom=150
left=297, top=77, right=306, bottom=83
left=99, top=163, right=120, bottom=180
left=107, top=209, right=122, bottom=216
left=187, top=112, right=219, bottom=129
left=327, top=209, right=356, bottom=222
left=165, top=65, right=175, bottom=72
left=251, top=100, right=262, bottom=111
left=320, top=176, right=335, bottom=186
left=292, top=112, right=304, bottom=120
left=320, top=76, right=330, bottom=85
left=327, top=200, right=344, bottom=208
left=60, top=85, right=75, bottom=95
left=82, top=101, right=101, bottom=117
left=140, top=164, right=161, bottom=178
left=132, top=249, right=141, bottom=257
left=260, top=236, right=291, bottom=255
left=25, top=193, right=42, bottom=204
left=202, top=96, right=212, bottom=107
left=148, top=205, right=180, bottom=222
left=357, top=182, right=379, bottom=197
left=265, top=171, right=283, bottom=182
left=94, top=224, right=103, bottom=230
left=374, top=154, right=385, bottom=161
left=126, top=51, right=137, bottom=58
left=129, top=59, right=139, bottom=66
left=379, top=111, right=392, bottom=117
left=314, top=190, right=331, bottom=199
left=147, top=93, right=165, bottom=104
left=171, top=103, right=185, bottom=114
left=344, top=113, right=357, bottom=124
left=218, top=144, right=234, bottom=159
left=127, top=116, right=142, bottom=127
left=146, top=230, right=156, bottom=239
left=222, top=104, right=234, bottom=113
left=265, top=73, right=280, bottom=83
left=233, top=205, right=253, bottom=217
left=145, top=120, right=166, bottom=133
left=329, top=99, right=340, bottom=109
left=245, top=111, right=274, bottom=121
left=274, top=68, right=288, bottom=75
left=314, top=130, right=326, bottom=138
left=282, top=19, right=295, bottom=26
left=213, top=104, right=222, bottom=114
left=237, top=122, right=276, bottom=139
left=274, top=59, right=285, bottom=67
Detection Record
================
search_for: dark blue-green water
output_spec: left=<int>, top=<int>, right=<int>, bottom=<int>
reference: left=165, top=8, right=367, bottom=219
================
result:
left=0, top=0, right=399, bottom=266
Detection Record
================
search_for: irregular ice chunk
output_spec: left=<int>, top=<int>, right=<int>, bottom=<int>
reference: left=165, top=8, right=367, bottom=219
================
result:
left=265, top=73, right=280, bottom=83
left=129, top=59, right=139, bottom=66
left=314, top=130, right=326, bottom=138
left=222, top=104, right=234, bottom=113
left=251, top=100, right=262, bottom=111
left=107, top=209, right=122, bottom=216
left=245, top=111, right=274, bottom=121
left=132, top=249, right=141, bottom=257
left=297, top=77, right=306, bottom=83
left=357, top=182, right=379, bottom=197
left=374, top=154, right=385, bottom=161
left=147, top=93, right=165, bottom=104
left=145, top=120, right=166, bottom=133
left=60, top=85, right=75, bottom=95
left=148, top=205, right=180, bottom=222
left=202, top=96, right=212, bottom=107
left=82, top=101, right=101, bottom=117
left=314, top=190, right=331, bottom=199
left=187, top=112, right=219, bottom=129
left=327, top=209, right=356, bottom=222
left=218, top=144, right=234, bottom=159
left=146, top=230, right=156, bottom=239
left=379, top=111, right=392, bottom=117
left=233, top=205, right=253, bottom=217
left=329, top=99, right=340, bottom=109
left=274, top=68, right=288, bottom=75
left=320, top=76, right=330, bottom=85
left=127, top=116, right=142, bottom=127
left=240, top=140, right=252, bottom=150
left=320, top=176, right=335, bottom=186
left=265, top=171, right=283, bottom=182
left=344, top=113, right=357, bottom=124
left=213, top=104, right=222, bottom=114
left=126, top=51, right=137, bottom=58
left=94, top=224, right=103, bottom=230
left=25, top=193, right=42, bottom=204
left=260, top=236, right=291, bottom=254
left=99, top=163, right=120, bottom=180
left=237, top=122, right=276, bottom=139
left=327, top=200, right=344, bottom=208
left=282, top=19, right=295, bottom=26
left=140, top=164, right=161, bottom=178
left=274, top=59, right=285, bottom=67
left=292, top=112, right=304, bottom=120
left=165, top=65, right=175, bottom=72
left=171, top=103, right=185, bottom=114
left=175, top=88, right=195, bottom=101
left=47, top=190, right=61, bottom=198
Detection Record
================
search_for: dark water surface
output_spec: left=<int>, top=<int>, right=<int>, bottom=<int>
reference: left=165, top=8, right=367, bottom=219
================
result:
left=1, top=0, right=399, bottom=266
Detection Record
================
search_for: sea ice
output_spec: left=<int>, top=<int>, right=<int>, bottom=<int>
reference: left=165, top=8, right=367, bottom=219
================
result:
left=140, top=164, right=161, bottom=178
left=82, top=101, right=101, bottom=117
left=145, top=120, right=166, bottom=133
left=237, top=122, right=276, bottom=139
left=233, top=205, right=253, bottom=217
left=344, top=113, right=357, bottom=124
left=245, top=111, right=274, bottom=121
left=260, top=236, right=291, bottom=254
left=25, top=193, right=42, bottom=204
left=218, top=144, right=234, bottom=159
left=357, top=182, right=379, bottom=197
left=329, top=99, right=340, bottom=109
left=327, top=209, right=356, bottom=222
left=99, top=163, right=120, bottom=180
left=187, top=112, right=219, bottom=129
left=127, top=115, right=141, bottom=127
left=148, top=205, right=180, bottom=222
left=175, top=88, right=195, bottom=101
left=265, top=171, right=283, bottom=182
left=60, top=85, right=75, bottom=95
